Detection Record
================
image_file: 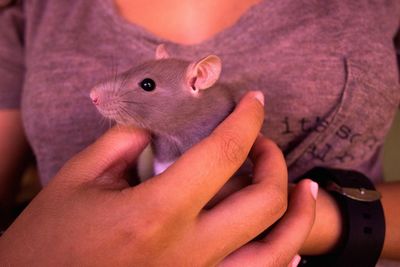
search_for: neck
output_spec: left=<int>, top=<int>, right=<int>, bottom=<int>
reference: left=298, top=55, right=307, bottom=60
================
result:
left=114, top=0, right=262, bottom=45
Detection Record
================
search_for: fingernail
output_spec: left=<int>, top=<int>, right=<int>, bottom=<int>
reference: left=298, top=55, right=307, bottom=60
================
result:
left=290, top=254, right=301, bottom=267
left=253, top=91, right=264, bottom=106
left=310, top=181, right=319, bottom=200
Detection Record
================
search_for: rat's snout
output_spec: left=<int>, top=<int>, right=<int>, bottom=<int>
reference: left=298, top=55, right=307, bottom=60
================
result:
left=90, top=89, right=100, bottom=106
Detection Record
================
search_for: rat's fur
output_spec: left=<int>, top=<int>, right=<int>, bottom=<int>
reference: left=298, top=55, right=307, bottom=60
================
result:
left=91, top=53, right=237, bottom=165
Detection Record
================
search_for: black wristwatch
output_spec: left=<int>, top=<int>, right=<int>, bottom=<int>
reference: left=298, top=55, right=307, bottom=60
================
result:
left=298, top=167, right=385, bottom=267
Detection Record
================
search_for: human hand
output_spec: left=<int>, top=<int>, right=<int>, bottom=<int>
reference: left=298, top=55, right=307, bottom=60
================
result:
left=0, top=91, right=316, bottom=266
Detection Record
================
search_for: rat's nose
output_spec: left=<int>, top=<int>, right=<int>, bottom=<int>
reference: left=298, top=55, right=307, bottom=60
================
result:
left=90, top=90, right=100, bottom=105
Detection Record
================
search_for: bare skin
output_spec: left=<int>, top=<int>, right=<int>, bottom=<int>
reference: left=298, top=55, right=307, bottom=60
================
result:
left=0, top=92, right=317, bottom=266
left=114, top=0, right=262, bottom=45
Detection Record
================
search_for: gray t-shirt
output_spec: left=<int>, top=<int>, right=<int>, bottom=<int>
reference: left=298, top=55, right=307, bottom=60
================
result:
left=0, top=0, right=399, bottom=185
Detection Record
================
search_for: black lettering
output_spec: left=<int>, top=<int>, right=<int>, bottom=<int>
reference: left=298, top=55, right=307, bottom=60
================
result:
left=301, top=118, right=313, bottom=133
left=307, top=143, right=333, bottom=162
left=281, top=116, right=293, bottom=134
left=314, top=117, right=329, bottom=133
left=336, top=125, right=352, bottom=140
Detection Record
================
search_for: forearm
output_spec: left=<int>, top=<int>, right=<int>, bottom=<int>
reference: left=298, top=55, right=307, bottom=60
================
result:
left=376, top=181, right=400, bottom=259
left=300, top=181, right=400, bottom=260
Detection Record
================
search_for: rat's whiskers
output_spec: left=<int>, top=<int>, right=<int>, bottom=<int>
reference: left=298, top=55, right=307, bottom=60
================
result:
left=119, top=87, right=136, bottom=98
left=120, top=100, right=142, bottom=105
left=118, top=72, right=130, bottom=92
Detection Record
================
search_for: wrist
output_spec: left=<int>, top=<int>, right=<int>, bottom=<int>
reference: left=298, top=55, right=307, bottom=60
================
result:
left=299, top=187, right=343, bottom=255
left=298, top=167, right=385, bottom=267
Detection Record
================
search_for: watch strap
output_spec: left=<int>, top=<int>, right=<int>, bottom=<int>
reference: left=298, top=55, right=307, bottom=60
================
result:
left=298, top=167, right=385, bottom=267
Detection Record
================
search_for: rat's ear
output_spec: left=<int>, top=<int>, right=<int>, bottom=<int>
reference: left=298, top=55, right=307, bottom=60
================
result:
left=186, top=55, right=221, bottom=93
left=155, top=44, right=170, bottom=60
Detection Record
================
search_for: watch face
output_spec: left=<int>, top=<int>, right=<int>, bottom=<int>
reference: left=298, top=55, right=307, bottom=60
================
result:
left=325, top=180, right=381, bottom=202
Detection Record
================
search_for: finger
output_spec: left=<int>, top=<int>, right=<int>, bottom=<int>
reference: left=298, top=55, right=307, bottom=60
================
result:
left=196, top=136, right=288, bottom=259
left=58, top=126, right=150, bottom=183
left=136, top=91, right=265, bottom=212
left=218, top=179, right=317, bottom=267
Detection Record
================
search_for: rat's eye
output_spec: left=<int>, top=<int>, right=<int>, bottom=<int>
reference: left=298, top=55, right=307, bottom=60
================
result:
left=139, top=78, right=156, bottom=92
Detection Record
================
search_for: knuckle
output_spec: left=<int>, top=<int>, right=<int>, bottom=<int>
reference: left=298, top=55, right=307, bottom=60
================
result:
left=216, top=133, right=247, bottom=166
left=130, top=210, right=167, bottom=243
left=262, top=136, right=278, bottom=147
left=265, top=186, right=288, bottom=220
left=252, top=183, right=288, bottom=227
left=262, top=138, right=285, bottom=160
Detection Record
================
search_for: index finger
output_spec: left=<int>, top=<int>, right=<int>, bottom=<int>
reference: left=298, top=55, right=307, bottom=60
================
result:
left=144, top=91, right=265, bottom=213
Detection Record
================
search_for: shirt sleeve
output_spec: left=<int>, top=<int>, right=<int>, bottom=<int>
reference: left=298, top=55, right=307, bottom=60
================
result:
left=0, top=0, right=24, bottom=109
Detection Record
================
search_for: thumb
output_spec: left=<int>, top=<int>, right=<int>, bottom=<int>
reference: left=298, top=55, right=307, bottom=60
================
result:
left=57, top=126, right=150, bottom=184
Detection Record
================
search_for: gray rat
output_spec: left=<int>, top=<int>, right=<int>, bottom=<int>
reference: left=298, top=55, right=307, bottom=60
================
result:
left=90, top=45, right=251, bottom=175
